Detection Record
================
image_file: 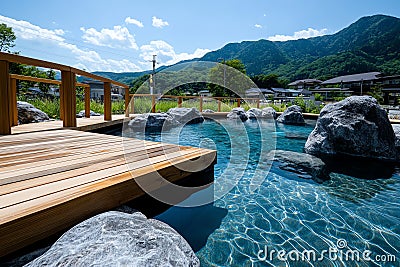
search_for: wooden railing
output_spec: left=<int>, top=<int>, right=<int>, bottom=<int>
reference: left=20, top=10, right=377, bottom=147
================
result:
left=128, top=94, right=261, bottom=113
left=0, top=52, right=130, bottom=135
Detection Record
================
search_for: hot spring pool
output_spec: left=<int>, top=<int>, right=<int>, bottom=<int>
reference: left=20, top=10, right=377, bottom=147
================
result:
left=125, top=119, right=400, bottom=267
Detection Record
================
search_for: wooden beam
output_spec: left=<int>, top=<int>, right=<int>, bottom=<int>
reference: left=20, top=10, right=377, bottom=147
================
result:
left=10, top=74, right=89, bottom=88
left=178, top=96, right=182, bottom=108
left=59, top=84, right=64, bottom=121
left=103, top=82, right=111, bottom=121
left=124, top=88, right=130, bottom=117
left=0, top=61, right=11, bottom=135
left=72, top=68, right=129, bottom=89
left=218, top=100, right=221, bottom=112
left=199, top=96, right=203, bottom=112
left=0, top=52, right=70, bottom=72
left=84, top=86, right=90, bottom=118
left=257, top=99, right=260, bottom=109
left=237, top=98, right=241, bottom=107
left=61, top=70, right=76, bottom=127
left=130, top=95, right=135, bottom=114
left=10, top=78, right=17, bottom=126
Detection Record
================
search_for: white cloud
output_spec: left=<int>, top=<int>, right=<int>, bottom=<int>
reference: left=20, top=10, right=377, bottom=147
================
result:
left=0, top=15, right=65, bottom=42
left=255, top=24, right=262, bottom=28
left=152, top=16, right=169, bottom=28
left=80, top=26, right=138, bottom=49
left=140, top=40, right=210, bottom=66
left=268, top=28, right=328, bottom=41
left=125, top=17, right=144, bottom=28
left=58, top=42, right=142, bottom=72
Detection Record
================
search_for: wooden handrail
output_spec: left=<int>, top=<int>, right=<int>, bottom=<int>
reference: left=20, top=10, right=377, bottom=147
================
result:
left=10, top=74, right=90, bottom=88
left=0, top=52, right=131, bottom=134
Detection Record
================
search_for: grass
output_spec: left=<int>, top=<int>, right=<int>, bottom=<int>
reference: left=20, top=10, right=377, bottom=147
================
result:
left=18, top=96, right=126, bottom=119
left=17, top=95, right=322, bottom=119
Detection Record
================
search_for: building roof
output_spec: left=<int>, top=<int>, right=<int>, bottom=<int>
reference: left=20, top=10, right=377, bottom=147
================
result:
left=288, top=79, right=322, bottom=86
left=245, top=88, right=274, bottom=94
left=310, top=87, right=352, bottom=93
left=321, top=72, right=381, bottom=85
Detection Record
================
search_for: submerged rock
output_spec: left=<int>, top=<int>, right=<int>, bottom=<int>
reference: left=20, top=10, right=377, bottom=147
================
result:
left=227, top=107, right=248, bottom=122
left=305, top=96, right=397, bottom=161
left=276, top=105, right=305, bottom=125
left=268, top=150, right=330, bottom=183
left=128, top=113, right=179, bottom=131
left=17, top=101, right=49, bottom=124
left=167, top=107, right=204, bottom=124
left=262, top=107, right=277, bottom=119
left=25, top=211, right=199, bottom=267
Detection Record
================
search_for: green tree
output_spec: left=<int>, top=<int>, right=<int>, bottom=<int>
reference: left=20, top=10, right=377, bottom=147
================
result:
left=208, top=59, right=252, bottom=97
left=0, top=23, right=16, bottom=52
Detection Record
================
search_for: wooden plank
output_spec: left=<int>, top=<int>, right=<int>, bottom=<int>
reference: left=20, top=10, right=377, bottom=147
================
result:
left=10, top=78, right=17, bottom=126
left=61, top=71, right=76, bottom=127
left=104, top=82, right=112, bottom=121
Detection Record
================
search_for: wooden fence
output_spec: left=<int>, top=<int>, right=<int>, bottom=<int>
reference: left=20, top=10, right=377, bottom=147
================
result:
left=0, top=52, right=130, bottom=135
left=128, top=94, right=261, bottom=113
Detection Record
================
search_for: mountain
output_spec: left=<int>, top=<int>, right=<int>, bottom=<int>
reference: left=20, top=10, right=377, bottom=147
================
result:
left=200, top=14, right=400, bottom=80
left=95, top=14, right=400, bottom=84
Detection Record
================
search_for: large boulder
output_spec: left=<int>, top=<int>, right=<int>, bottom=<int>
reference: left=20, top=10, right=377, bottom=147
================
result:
left=268, top=150, right=330, bottom=183
left=262, top=107, right=277, bottom=119
left=26, top=211, right=199, bottom=267
left=17, top=101, right=49, bottom=124
left=128, top=113, right=179, bottom=131
left=276, top=105, right=305, bottom=125
left=227, top=107, right=248, bottom=122
left=305, top=96, right=397, bottom=161
left=167, top=107, right=204, bottom=124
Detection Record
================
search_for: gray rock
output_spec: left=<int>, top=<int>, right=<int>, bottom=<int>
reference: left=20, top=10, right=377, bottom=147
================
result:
left=276, top=105, right=305, bottom=125
left=77, top=110, right=101, bottom=118
left=262, top=107, right=277, bottom=119
left=305, top=96, right=397, bottom=161
left=25, top=211, right=199, bottom=267
left=167, top=107, right=204, bottom=124
left=392, top=124, right=400, bottom=151
left=128, top=113, right=179, bottom=131
left=202, top=109, right=215, bottom=113
left=17, top=101, right=49, bottom=124
left=227, top=107, right=248, bottom=122
left=268, top=150, right=330, bottom=183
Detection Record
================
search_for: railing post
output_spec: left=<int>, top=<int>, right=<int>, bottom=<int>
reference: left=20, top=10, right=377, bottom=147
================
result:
left=199, top=96, right=203, bottom=112
left=104, top=82, right=112, bottom=121
left=178, top=96, right=182, bottom=108
left=84, top=86, right=90, bottom=118
left=0, top=60, right=11, bottom=134
left=237, top=98, right=241, bottom=107
left=61, top=70, right=77, bottom=127
left=151, top=94, right=156, bottom=113
left=218, top=99, right=221, bottom=112
left=257, top=98, right=260, bottom=109
left=130, top=95, right=135, bottom=114
left=10, top=78, right=17, bottom=126
left=124, top=88, right=130, bottom=117
left=59, top=84, right=64, bottom=120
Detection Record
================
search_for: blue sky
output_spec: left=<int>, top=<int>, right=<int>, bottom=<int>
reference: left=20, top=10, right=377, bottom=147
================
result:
left=1, top=0, right=399, bottom=72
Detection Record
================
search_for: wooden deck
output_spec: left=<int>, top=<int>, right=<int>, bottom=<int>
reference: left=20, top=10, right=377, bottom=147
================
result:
left=0, top=129, right=216, bottom=257
left=10, top=114, right=134, bottom=134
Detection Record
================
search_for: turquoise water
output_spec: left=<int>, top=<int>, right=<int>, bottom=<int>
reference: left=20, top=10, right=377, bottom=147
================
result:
left=127, top=119, right=400, bottom=267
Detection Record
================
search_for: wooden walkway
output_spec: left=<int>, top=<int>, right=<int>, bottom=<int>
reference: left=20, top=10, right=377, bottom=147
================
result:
left=0, top=129, right=216, bottom=257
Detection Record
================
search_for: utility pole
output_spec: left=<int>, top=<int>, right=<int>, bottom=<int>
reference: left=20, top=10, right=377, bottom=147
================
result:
left=218, top=58, right=226, bottom=88
left=149, top=54, right=157, bottom=94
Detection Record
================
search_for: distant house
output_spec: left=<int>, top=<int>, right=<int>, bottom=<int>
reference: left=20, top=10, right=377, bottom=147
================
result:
left=378, top=75, right=400, bottom=105
left=310, top=87, right=353, bottom=100
left=321, top=72, right=381, bottom=95
left=198, top=90, right=211, bottom=97
left=245, top=88, right=274, bottom=99
left=83, top=80, right=125, bottom=101
left=288, top=79, right=322, bottom=89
